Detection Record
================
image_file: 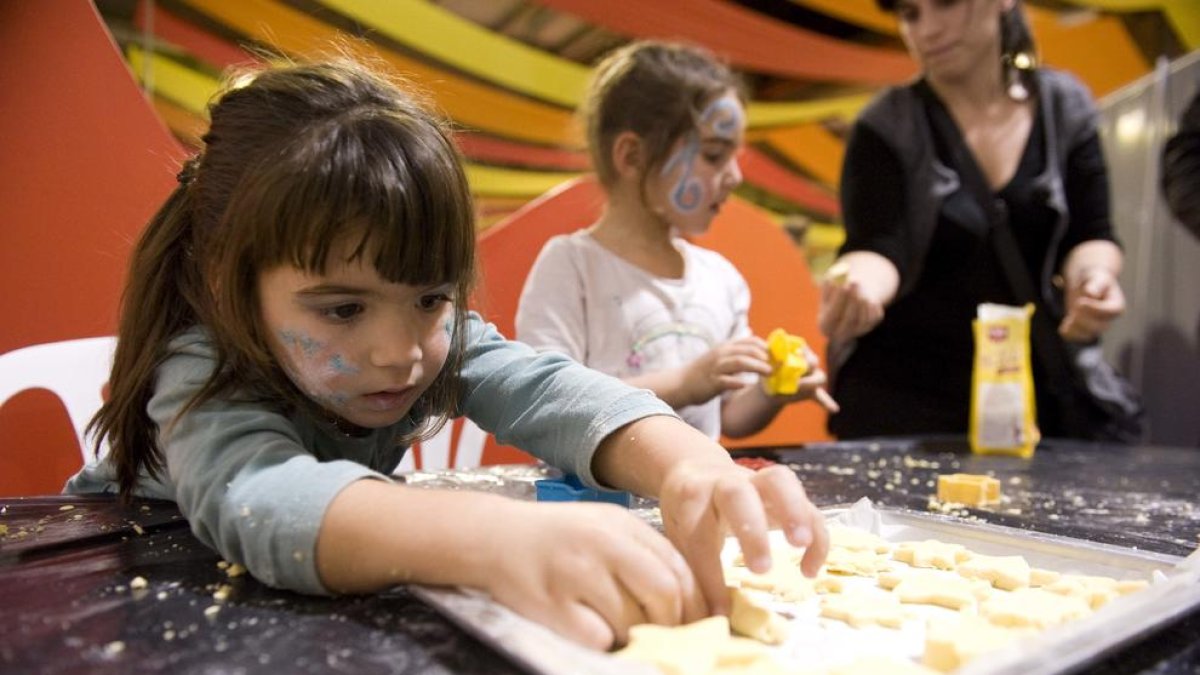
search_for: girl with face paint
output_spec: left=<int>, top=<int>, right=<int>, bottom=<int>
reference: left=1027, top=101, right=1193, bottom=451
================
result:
left=820, top=0, right=1129, bottom=439
left=517, top=40, right=838, bottom=443
left=66, top=56, right=830, bottom=650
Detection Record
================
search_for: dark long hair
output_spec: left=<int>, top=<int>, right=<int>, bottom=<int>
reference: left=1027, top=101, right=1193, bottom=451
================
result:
left=90, top=57, right=476, bottom=499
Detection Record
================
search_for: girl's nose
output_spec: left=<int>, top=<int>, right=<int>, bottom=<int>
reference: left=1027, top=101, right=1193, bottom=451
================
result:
left=724, top=158, right=743, bottom=189
left=368, top=316, right=423, bottom=369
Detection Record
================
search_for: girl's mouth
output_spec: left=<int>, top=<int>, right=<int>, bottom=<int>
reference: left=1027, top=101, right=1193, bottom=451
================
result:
left=361, top=387, right=413, bottom=412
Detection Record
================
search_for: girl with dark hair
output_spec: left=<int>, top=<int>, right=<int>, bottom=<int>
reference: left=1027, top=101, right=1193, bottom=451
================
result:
left=64, top=56, right=828, bottom=648
left=820, top=0, right=1129, bottom=439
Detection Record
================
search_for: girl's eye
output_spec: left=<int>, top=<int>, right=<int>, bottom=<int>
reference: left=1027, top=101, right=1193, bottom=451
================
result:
left=418, top=293, right=452, bottom=312
left=321, top=303, right=364, bottom=322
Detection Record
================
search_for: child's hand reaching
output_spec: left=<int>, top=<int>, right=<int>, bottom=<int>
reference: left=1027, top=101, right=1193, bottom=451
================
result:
left=657, top=458, right=828, bottom=616
left=483, top=500, right=702, bottom=650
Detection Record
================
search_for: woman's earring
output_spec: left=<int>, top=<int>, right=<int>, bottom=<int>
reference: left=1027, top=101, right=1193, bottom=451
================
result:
left=1004, top=51, right=1034, bottom=102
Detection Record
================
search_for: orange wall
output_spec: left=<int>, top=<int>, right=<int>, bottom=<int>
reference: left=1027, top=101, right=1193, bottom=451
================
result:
left=0, top=1, right=185, bottom=495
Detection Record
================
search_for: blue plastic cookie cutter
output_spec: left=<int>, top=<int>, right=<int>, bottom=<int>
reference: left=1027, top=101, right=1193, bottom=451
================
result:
left=534, top=474, right=632, bottom=507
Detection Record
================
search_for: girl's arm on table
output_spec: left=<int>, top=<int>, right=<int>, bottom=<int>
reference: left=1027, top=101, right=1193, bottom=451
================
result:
left=316, top=478, right=697, bottom=649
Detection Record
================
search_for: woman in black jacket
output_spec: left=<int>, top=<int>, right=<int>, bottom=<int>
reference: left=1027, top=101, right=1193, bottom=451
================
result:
left=820, top=0, right=1127, bottom=439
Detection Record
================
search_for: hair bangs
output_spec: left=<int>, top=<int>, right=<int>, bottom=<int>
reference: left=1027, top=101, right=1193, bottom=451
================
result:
left=235, top=111, right=475, bottom=289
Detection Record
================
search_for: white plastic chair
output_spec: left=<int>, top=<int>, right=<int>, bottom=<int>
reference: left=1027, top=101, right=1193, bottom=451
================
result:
left=0, top=336, right=117, bottom=465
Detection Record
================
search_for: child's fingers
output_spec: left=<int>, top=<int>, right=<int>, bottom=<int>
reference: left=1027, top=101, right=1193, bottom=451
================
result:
left=613, top=528, right=694, bottom=628
left=717, top=375, right=749, bottom=392
left=814, top=387, right=840, bottom=413
left=558, top=601, right=617, bottom=650
left=798, top=516, right=830, bottom=578
left=711, top=479, right=772, bottom=576
left=748, top=466, right=829, bottom=577
left=573, top=570, right=647, bottom=647
left=660, top=484, right=728, bottom=617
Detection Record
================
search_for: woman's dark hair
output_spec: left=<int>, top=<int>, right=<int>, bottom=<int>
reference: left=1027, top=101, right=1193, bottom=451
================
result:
left=581, top=40, right=744, bottom=190
left=90, top=56, right=476, bottom=499
left=875, top=0, right=1038, bottom=99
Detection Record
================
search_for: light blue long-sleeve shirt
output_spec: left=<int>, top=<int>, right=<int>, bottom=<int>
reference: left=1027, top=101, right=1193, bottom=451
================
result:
left=65, top=313, right=674, bottom=594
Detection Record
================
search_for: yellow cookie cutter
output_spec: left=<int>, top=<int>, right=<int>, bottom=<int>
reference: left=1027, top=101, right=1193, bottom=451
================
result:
left=764, top=328, right=809, bottom=396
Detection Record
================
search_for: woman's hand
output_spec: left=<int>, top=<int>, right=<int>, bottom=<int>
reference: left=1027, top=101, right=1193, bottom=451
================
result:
left=819, top=279, right=885, bottom=345
left=679, top=337, right=773, bottom=406
left=817, top=253, right=898, bottom=345
left=657, top=460, right=828, bottom=617
left=484, top=501, right=701, bottom=650
left=1059, top=268, right=1125, bottom=343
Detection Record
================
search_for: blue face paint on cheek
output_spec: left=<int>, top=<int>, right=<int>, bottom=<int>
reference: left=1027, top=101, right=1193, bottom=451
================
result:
left=328, top=354, right=360, bottom=375
left=660, top=133, right=703, bottom=214
left=275, top=328, right=358, bottom=411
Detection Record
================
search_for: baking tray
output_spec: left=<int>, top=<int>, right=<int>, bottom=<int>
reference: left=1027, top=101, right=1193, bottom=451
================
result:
left=411, top=498, right=1199, bottom=674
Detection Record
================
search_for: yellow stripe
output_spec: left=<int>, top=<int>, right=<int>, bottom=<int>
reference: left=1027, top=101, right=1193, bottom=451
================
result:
left=465, top=165, right=579, bottom=198
left=319, top=0, right=587, bottom=108
left=127, top=46, right=219, bottom=116
left=130, top=46, right=575, bottom=199
left=747, top=94, right=873, bottom=128
left=179, top=0, right=582, bottom=147
left=1062, top=0, right=1199, bottom=48
left=762, top=124, right=846, bottom=189
left=805, top=222, right=846, bottom=251
left=1028, top=11, right=1148, bottom=97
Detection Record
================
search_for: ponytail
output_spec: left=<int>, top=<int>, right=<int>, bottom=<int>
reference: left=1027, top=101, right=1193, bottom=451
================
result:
left=89, top=173, right=204, bottom=500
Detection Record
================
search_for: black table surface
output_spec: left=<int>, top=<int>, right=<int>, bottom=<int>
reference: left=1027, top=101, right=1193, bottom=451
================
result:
left=2, top=437, right=1197, bottom=674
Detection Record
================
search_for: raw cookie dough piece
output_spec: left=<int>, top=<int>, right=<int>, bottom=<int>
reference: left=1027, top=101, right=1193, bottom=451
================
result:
left=980, top=588, right=1092, bottom=629
left=615, top=616, right=730, bottom=675
left=1043, top=574, right=1150, bottom=609
left=825, top=261, right=851, bottom=287
left=880, top=569, right=992, bottom=610
left=820, top=591, right=908, bottom=628
left=726, top=546, right=822, bottom=603
left=729, top=587, right=790, bottom=645
left=827, top=524, right=892, bottom=554
left=823, top=547, right=893, bottom=577
left=1029, top=568, right=1061, bottom=587
left=617, top=614, right=791, bottom=675
left=936, top=474, right=1001, bottom=505
left=923, top=615, right=1032, bottom=673
left=892, top=540, right=972, bottom=570
left=714, top=636, right=791, bottom=674
left=956, top=554, right=1031, bottom=591
left=732, top=543, right=805, bottom=568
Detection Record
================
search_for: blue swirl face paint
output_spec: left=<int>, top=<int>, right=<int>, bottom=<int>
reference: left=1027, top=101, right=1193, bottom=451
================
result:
left=654, top=93, right=746, bottom=234
left=702, top=96, right=742, bottom=140
left=661, top=132, right=703, bottom=214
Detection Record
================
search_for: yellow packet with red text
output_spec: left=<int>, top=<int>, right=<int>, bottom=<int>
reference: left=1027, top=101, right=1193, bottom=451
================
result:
left=969, top=303, right=1039, bottom=458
